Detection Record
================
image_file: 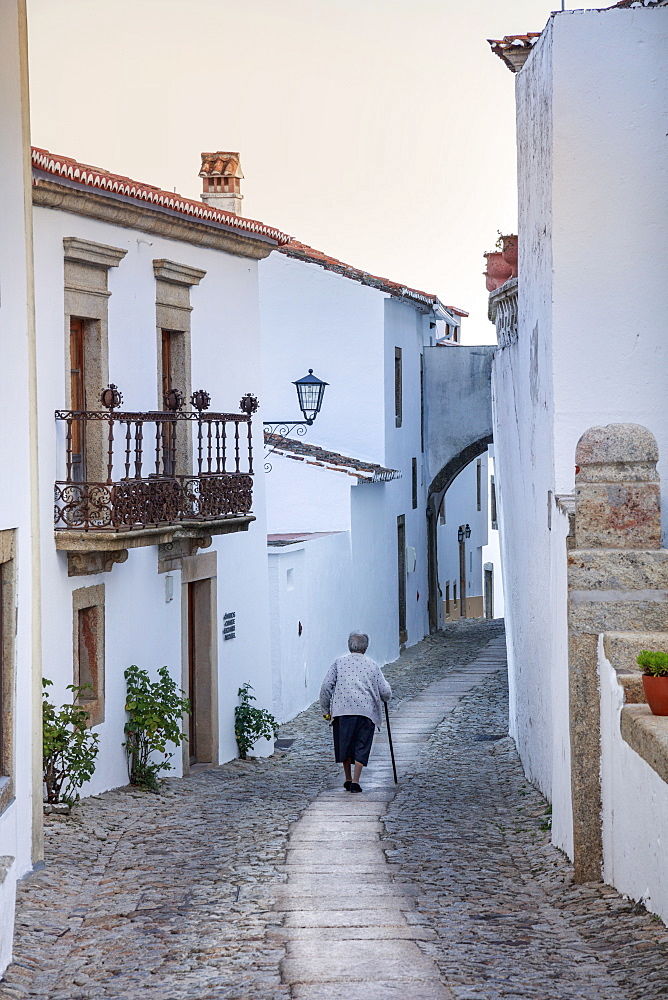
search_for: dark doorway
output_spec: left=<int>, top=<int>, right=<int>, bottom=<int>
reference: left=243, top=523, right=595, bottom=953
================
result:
left=397, top=515, right=407, bottom=644
left=484, top=567, right=494, bottom=619
left=187, top=579, right=214, bottom=764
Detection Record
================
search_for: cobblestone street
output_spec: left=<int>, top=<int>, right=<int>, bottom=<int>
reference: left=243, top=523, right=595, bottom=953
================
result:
left=1, top=620, right=667, bottom=999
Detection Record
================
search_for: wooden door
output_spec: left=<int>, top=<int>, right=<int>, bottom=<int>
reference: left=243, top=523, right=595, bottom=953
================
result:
left=187, top=581, right=197, bottom=762
left=484, top=568, right=493, bottom=620
left=70, top=318, right=86, bottom=481
left=397, top=515, right=407, bottom=644
left=187, top=579, right=214, bottom=765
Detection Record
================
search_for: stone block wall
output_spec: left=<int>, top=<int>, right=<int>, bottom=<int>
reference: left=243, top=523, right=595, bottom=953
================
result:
left=567, top=423, right=668, bottom=916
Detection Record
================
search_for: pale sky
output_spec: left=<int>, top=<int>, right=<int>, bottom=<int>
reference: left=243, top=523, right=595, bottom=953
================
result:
left=27, top=0, right=559, bottom=344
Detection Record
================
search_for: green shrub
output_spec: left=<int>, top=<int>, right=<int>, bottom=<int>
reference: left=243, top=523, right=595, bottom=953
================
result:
left=42, top=678, right=100, bottom=805
left=234, top=682, right=279, bottom=760
left=123, top=665, right=190, bottom=791
left=636, top=650, right=668, bottom=678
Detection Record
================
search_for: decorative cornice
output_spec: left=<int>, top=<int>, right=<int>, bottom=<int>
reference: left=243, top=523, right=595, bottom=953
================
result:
left=63, top=236, right=127, bottom=269
left=152, top=259, right=207, bottom=286
left=32, top=147, right=289, bottom=245
left=34, top=181, right=277, bottom=260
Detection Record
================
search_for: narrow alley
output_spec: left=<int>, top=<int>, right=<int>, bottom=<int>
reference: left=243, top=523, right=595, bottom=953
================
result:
left=2, top=622, right=666, bottom=1000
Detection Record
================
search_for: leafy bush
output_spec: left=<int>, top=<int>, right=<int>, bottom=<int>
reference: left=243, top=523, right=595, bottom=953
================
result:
left=42, top=678, right=100, bottom=805
left=123, top=665, right=190, bottom=791
left=234, top=682, right=279, bottom=760
left=637, top=650, right=668, bottom=678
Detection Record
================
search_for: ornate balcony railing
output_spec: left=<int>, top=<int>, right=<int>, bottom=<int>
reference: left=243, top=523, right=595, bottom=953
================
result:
left=54, top=389, right=259, bottom=532
left=488, top=276, right=518, bottom=349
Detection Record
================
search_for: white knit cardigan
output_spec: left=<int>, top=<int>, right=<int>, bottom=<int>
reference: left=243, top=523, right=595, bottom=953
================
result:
left=319, top=653, right=392, bottom=729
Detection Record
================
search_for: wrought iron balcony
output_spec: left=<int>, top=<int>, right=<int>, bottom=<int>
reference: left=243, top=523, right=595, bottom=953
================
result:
left=54, top=389, right=259, bottom=533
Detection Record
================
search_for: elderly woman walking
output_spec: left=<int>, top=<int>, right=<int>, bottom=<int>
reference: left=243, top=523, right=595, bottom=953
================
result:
left=320, top=632, right=392, bottom=792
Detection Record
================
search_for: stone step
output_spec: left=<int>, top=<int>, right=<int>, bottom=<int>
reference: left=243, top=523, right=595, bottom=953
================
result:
left=603, top=631, right=668, bottom=673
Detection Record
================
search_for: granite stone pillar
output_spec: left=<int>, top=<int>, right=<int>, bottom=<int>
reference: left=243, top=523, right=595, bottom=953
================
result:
left=568, top=423, right=663, bottom=882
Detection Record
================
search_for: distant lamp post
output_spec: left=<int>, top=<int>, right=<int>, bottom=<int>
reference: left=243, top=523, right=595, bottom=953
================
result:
left=458, top=523, right=472, bottom=619
left=263, top=368, right=329, bottom=472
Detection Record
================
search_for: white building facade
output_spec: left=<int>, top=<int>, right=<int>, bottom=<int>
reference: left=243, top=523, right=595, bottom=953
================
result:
left=489, top=2, right=668, bottom=919
left=259, top=242, right=467, bottom=719
left=31, top=146, right=290, bottom=795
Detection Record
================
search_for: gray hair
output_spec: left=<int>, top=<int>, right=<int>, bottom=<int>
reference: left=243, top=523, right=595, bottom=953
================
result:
left=348, top=632, right=369, bottom=654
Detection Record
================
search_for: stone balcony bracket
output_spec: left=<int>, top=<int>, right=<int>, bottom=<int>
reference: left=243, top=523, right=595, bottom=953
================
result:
left=56, top=516, right=254, bottom=577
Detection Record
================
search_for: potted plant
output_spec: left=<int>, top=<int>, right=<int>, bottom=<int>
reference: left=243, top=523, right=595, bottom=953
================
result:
left=500, top=234, right=518, bottom=268
left=636, top=650, right=668, bottom=716
left=484, top=251, right=513, bottom=282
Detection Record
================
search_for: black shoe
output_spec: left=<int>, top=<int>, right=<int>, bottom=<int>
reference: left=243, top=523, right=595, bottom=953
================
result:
left=343, top=780, right=353, bottom=791
left=349, top=783, right=362, bottom=793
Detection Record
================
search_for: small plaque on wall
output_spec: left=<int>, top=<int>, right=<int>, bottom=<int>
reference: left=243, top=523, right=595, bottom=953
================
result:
left=223, top=611, right=236, bottom=640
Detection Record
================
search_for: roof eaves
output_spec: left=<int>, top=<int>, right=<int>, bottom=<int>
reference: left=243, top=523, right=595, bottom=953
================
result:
left=280, top=240, right=467, bottom=319
left=487, top=33, right=542, bottom=74
left=264, top=431, right=401, bottom=484
left=31, top=147, right=291, bottom=246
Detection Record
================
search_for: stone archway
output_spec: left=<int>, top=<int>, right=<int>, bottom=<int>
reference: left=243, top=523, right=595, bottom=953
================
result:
left=426, top=435, right=493, bottom=632
left=421, top=343, right=495, bottom=633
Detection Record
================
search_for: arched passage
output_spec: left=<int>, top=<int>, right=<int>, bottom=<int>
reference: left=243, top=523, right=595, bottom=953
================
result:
left=426, top=434, right=493, bottom=632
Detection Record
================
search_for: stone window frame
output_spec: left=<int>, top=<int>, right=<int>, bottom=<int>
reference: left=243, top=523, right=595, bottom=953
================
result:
left=153, top=260, right=206, bottom=476
left=63, top=238, right=127, bottom=483
left=0, top=530, right=17, bottom=816
left=72, top=584, right=105, bottom=727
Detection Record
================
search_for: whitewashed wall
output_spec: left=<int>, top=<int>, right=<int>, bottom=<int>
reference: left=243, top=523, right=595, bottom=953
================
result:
left=599, top=640, right=668, bottom=924
left=268, top=531, right=352, bottom=723
left=259, top=253, right=386, bottom=462
left=265, top=453, right=352, bottom=534
left=482, top=450, right=504, bottom=619
left=382, top=299, right=430, bottom=650
left=549, top=8, right=668, bottom=533
left=33, top=206, right=273, bottom=791
left=0, top=0, right=37, bottom=975
left=493, top=4, right=668, bottom=862
left=260, top=255, right=434, bottom=684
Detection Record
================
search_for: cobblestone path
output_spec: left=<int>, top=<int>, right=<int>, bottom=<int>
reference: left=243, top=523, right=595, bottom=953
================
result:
left=1, top=620, right=667, bottom=999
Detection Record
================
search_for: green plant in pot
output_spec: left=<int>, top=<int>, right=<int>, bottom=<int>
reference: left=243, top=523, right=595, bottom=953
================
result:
left=636, top=650, right=668, bottom=716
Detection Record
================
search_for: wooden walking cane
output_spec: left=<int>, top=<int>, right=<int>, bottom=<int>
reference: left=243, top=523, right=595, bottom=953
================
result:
left=384, top=701, right=398, bottom=784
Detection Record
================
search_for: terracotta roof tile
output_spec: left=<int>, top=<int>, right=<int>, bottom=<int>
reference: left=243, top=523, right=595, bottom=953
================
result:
left=31, top=147, right=290, bottom=246
left=264, top=432, right=401, bottom=483
left=280, top=238, right=468, bottom=318
left=488, top=33, right=542, bottom=73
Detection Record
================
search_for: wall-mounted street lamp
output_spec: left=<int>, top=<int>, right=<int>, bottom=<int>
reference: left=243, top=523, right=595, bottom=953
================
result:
left=263, top=369, right=329, bottom=471
left=457, top=523, right=472, bottom=544
left=293, top=369, right=328, bottom=424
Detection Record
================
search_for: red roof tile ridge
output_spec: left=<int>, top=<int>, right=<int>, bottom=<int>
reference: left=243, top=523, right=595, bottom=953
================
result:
left=487, top=32, right=541, bottom=46
left=280, top=238, right=468, bottom=318
left=31, top=146, right=291, bottom=246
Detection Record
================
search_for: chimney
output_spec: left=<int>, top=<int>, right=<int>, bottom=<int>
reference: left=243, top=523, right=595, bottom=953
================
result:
left=199, top=152, right=244, bottom=215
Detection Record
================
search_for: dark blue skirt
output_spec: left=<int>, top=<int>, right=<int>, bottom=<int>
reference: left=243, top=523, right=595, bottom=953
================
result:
left=332, top=715, right=375, bottom=766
